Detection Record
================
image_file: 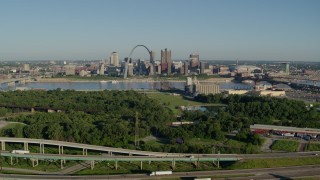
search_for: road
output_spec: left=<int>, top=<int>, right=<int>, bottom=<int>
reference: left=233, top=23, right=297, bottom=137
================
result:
left=0, top=165, right=320, bottom=179
left=0, top=152, right=240, bottom=162
left=0, top=137, right=198, bottom=157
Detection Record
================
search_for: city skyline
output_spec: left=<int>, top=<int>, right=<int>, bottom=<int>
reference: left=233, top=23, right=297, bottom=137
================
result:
left=0, top=0, right=319, bottom=61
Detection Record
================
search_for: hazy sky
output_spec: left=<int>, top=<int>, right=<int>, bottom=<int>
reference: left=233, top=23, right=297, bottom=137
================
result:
left=0, top=0, right=319, bottom=61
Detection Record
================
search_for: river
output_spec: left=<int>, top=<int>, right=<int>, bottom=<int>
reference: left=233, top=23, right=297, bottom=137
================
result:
left=1, top=81, right=254, bottom=91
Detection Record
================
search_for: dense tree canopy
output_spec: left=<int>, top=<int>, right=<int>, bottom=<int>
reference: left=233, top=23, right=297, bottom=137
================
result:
left=1, top=90, right=319, bottom=154
left=195, top=94, right=320, bottom=128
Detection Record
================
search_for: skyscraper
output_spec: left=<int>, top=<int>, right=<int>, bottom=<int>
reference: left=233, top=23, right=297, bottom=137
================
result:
left=110, top=52, right=119, bottom=67
left=161, top=48, right=172, bottom=75
left=184, top=61, right=189, bottom=75
left=150, top=50, right=156, bottom=77
left=99, top=63, right=105, bottom=75
left=200, top=62, right=206, bottom=74
left=190, top=53, right=200, bottom=68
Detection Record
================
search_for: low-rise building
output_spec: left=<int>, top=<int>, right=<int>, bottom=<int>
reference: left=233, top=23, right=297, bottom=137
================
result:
left=226, top=90, right=249, bottom=95
left=255, top=90, right=285, bottom=97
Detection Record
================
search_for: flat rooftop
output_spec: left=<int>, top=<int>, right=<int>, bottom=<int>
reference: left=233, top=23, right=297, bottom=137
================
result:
left=250, top=124, right=320, bottom=135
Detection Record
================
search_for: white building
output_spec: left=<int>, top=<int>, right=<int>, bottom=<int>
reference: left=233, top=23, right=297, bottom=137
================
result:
left=110, top=52, right=119, bottom=67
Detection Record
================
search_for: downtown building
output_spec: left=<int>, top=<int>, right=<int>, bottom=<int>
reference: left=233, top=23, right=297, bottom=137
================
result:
left=109, top=52, right=120, bottom=67
left=161, top=48, right=172, bottom=75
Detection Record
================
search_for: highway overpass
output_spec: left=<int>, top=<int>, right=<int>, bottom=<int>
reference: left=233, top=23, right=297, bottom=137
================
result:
left=0, top=137, right=238, bottom=157
left=1, top=137, right=319, bottom=170
left=0, top=152, right=239, bottom=170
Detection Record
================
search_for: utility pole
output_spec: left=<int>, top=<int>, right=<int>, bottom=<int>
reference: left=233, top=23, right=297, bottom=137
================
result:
left=135, top=112, right=139, bottom=148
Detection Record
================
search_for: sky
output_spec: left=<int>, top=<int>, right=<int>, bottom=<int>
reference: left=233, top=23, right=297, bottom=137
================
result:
left=0, top=0, right=319, bottom=61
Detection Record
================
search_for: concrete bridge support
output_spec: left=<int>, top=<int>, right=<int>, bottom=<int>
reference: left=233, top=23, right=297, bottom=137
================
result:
left=61, top=160, right=64, bottom=169
left=24, top=142, right=28, bottom=151
left=31, top=158, right=39, bottom=167
left=1, top=141, right=5, bottom=151
left=9, top=156, right=19, bottom=166
left=59, top=145, right=64, bottom=155
left=172, top=159, right=175, bottom=169
left=82, top=148, right=87, bottom=156
left=39, top=144, right=44, bottom=154
left=212, top=160, right=220, bottom=168
left=140, top=161, right=143, bottom=170
left=90, top=160, right=95, bottom=170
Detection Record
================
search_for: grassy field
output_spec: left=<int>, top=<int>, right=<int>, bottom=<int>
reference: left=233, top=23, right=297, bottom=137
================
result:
left=77, top=156, right=320, bottom=175
left=147, top=92, right=222, bottom=115
left=0, top=122, right=25, bottom=137
left=76, top=161, right=220, bottom=175
left=270, top=140, right=300, bottom=152
left=294, top=177, right=320, bottom=180
left=229, top=157, right=320, bottom=169
left=0, top=157, right=77, bottom=172
left=188, top=138, right=220, bottom=146
left=306, top=142, right=320, bottom=151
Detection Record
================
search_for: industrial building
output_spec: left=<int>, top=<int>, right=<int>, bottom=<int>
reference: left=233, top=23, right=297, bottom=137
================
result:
left=194, top=83, right=220, bottom=95
left=185, top=77, right=220, bottom=95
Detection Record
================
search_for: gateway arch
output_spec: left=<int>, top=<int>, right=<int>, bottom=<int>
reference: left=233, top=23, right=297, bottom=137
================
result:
left=123, top=45, right=156, bottom=78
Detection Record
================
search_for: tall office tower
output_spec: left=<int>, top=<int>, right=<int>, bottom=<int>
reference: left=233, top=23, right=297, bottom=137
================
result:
left=149, top=64, right=154, bottom=77
left=285, top=63, right=290, bottom=75
left=110, top=52, right=119, bottom=67
left=127, top=63, right=134, bottom=76
left=123, top=57, right=132, bottom=78
left=150, top=50, right=156, bottom=77
left=184, top=61, right=189, bottom=75
left=157, top=64, right=161, bottom=75
left=200, top=62, right=206, bottom=74
left=99, top=63, right=105, bottom=75
left=190, top=53, right=200, bottom=68
left=161, top=48, right=172, bottom=75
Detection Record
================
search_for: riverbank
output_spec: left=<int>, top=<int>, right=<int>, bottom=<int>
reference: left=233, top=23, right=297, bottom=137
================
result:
left=36, top=77, right=184, bottom=83
left=36, top=77, right=233, bottom=83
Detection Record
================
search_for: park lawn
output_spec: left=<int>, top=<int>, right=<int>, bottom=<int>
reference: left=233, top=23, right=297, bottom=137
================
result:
left=270, top=139, right=300, bottom=152
left=147, top=92, right=209, bottom=115
left=188, top=138, right=220, bottom=146
left=144, top=138, right=171, bottom=148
